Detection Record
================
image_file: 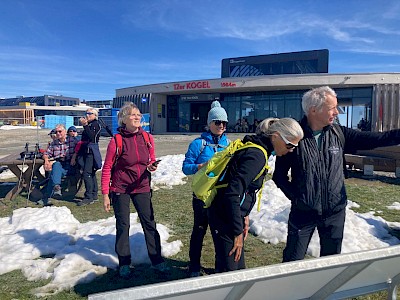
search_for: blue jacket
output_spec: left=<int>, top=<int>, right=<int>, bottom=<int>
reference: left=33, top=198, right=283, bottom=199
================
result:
left=182, top=131, right=230, bottom=175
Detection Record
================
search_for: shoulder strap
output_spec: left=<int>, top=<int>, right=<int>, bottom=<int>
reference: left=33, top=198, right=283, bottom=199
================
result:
left=142, top=130, right=152, bottom=150
left=113, top=133, right=123, bottom=165
left=199, top=137, right=229, bottom=155
left=199, top=138, right=207, bottom=154
left=239, top=143, right=269, bottom=180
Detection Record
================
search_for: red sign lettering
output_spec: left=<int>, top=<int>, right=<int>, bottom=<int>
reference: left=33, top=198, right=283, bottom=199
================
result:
left=173, top=81, right=211, bottom=90
left=220, top=82, right=237, bottom=88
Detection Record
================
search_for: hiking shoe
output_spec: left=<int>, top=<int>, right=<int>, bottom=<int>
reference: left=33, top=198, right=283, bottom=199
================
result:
left=37, top=198, right=53, bottom=206
left=77, top=198, right=94, bottom=206
left=151, top=262, right=170, bottom=273
left=118, top=265, right=132, bottom=279
left=51, top=185, right=62, bottom=197
left=189, top=271, right=201, bottom=278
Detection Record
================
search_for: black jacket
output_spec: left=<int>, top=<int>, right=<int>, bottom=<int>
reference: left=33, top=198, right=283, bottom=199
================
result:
left=81, top=119, right=101, bottom=144
left=273, top=116, right=400, bottom=216
left=209, top=134, right=272, bottom=236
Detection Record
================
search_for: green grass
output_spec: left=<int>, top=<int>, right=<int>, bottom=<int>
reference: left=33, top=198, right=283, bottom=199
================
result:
left=0, top=170, right=400, bottom=299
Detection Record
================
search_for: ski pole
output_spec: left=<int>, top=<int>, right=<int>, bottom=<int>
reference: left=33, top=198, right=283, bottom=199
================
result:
left=26, top=143, right=39, bottom=206
left=14, top=143, right=29, bottom=207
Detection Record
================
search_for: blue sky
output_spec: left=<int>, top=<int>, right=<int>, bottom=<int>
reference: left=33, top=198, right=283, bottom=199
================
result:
left=1, top=0, right=399, bottom=100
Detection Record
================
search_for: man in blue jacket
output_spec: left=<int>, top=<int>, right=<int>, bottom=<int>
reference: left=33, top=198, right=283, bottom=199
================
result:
left=273, top=86, right=400, bottom=262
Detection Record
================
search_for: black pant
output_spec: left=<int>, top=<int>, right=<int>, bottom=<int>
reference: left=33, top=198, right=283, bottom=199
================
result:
left=82, top=153, right=98, bottom=200
left=189, top=196, right=209, bottom=272
left=208, top=205, right=245, bottom=272
left=112, top=192, right=164, bottom=267
left=283, top=208, right=346, bottom=262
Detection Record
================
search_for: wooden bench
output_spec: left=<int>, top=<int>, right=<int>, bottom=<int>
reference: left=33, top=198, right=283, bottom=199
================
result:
left=0, top=153, right=45, bottom=201
left=0, top=153, right=82, bottom=202
left=345, top=145, right=400, bottom=177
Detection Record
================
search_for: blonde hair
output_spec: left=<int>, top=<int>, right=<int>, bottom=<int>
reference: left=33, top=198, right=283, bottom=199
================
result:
left=256, top=117, right=303, bottom=141
left=117, top=102, right=140, bottom=127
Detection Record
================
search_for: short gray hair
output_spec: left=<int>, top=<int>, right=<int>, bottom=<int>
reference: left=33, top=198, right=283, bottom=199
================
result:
left=117, top=102, right=139, bottom=127
left=302, top=86, right=337, bottom=116
left=256, top=117, right=303, bottom=141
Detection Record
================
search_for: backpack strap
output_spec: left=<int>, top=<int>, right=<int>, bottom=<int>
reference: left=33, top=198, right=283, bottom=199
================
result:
left=199, top=137, right=229, bottom=155
left=141, top=130, right=152, bottom=150
left=215, top=142, right=269, bottom=212
left=113, top=133, right=123, bottom=166
left=238, top=143, right=269, bottom=212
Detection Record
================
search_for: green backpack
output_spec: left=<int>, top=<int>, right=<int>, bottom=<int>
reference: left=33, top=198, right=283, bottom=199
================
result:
left=191, top=139, right=269, bottom=209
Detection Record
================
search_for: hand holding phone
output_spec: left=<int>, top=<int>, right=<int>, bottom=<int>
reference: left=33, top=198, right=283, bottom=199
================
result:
left=152, top=159, right=162, bottom=166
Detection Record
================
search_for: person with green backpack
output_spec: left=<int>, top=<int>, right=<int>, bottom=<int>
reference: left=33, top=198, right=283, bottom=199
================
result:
left=182, top=100, right=230, bottom=278
left=208, top=117, right=303, bottom=272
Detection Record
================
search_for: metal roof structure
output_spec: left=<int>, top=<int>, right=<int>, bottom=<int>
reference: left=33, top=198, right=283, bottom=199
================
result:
left=89, top=245, right=400, bottom=300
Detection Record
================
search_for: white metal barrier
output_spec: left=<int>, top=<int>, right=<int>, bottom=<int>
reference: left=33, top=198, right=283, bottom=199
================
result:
left=89, top=245, right=400, bottom=300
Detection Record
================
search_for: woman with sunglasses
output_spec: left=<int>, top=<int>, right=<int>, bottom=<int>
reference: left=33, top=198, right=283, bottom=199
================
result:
left=77, top=108, right=102, bottom=206
left=182, top=100, right=230, bottom=277
left=208, top=117, right=303, bottom=273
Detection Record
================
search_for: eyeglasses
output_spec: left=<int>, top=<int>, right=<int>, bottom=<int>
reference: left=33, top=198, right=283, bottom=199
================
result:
left=214, top=120, right=228, bottom=126
left=279, top=133, right=298, bottom=149
left=86, top=112, right=94, bottom=115
left=129, top=113, right=142, bottom=118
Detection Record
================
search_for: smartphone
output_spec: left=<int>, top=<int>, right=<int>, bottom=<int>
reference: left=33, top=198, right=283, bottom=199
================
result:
left=152, top=159, right=162, bottom=166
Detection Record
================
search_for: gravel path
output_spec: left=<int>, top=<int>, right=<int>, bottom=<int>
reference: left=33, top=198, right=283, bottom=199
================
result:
left=0, top=127, right=245, bottom=159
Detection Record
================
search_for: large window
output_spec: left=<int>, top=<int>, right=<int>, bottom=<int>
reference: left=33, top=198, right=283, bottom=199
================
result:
left=221, top=91, right=303, bottom=132
left=165, top=86, right=373, bottom=132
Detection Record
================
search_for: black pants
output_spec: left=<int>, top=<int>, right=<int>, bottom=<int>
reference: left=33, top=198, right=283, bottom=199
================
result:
left=82, top=153, right=98, bottom=200
left=112, top=192, right=164, bottom=267
left=208, top=206, right=245, bottom=272
left=283, top=208, right=346, bottom=262
left=189, top=196, right=209, bottom=273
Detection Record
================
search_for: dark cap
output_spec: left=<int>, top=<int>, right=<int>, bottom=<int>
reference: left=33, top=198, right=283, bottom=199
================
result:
left=67, top=126, right=77, bottom=132
left=48, top=129, right=56, bottom=135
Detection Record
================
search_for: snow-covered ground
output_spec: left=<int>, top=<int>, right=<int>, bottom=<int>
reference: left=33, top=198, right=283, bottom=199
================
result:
left=1, top=151, right=399, bottom=296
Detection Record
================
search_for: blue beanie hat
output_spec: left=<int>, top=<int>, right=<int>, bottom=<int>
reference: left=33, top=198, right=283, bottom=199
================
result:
left=67, top=126, right=77, bottom=132
left=207, top=101, right=228, bottom=125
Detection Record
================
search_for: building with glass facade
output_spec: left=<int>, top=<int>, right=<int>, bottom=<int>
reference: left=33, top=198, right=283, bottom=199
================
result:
left=114, top=72, right=400, bottom=134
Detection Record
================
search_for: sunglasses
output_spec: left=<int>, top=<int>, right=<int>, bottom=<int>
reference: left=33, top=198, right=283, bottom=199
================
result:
left=279, top=133, right=298, bottom=149
left=68, top=130, right=76, bottom=133
left=55, top=130, right=63, bottom=133
left=214, top=120, right=228, bottom=126
left=86, top=112, right=94, bottom=115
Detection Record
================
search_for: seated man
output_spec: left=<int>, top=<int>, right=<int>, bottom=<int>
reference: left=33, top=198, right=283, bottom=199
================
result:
left=41, top=124, right=78, bottom=206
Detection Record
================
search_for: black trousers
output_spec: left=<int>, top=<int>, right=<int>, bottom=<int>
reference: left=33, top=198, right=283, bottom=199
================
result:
left=82, top=153, right=98, bottom=200
left=283, top=208, right=346, bottom=262
left=189, top=196, right=209, bottom=272
left=208, top=206, right=245, bottom=272
left=112, top=192, right=164, bottom=267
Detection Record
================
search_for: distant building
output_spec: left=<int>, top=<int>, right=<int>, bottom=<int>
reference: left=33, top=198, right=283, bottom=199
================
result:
left=82, top=99, right=113, bottom=108
left=0, top=95, right=79, bottom=107
left=0, top=95, right=88, bottom=126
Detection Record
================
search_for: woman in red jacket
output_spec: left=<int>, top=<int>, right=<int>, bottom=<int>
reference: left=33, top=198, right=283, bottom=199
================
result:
left=101, top=102, right=168, bottom=278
